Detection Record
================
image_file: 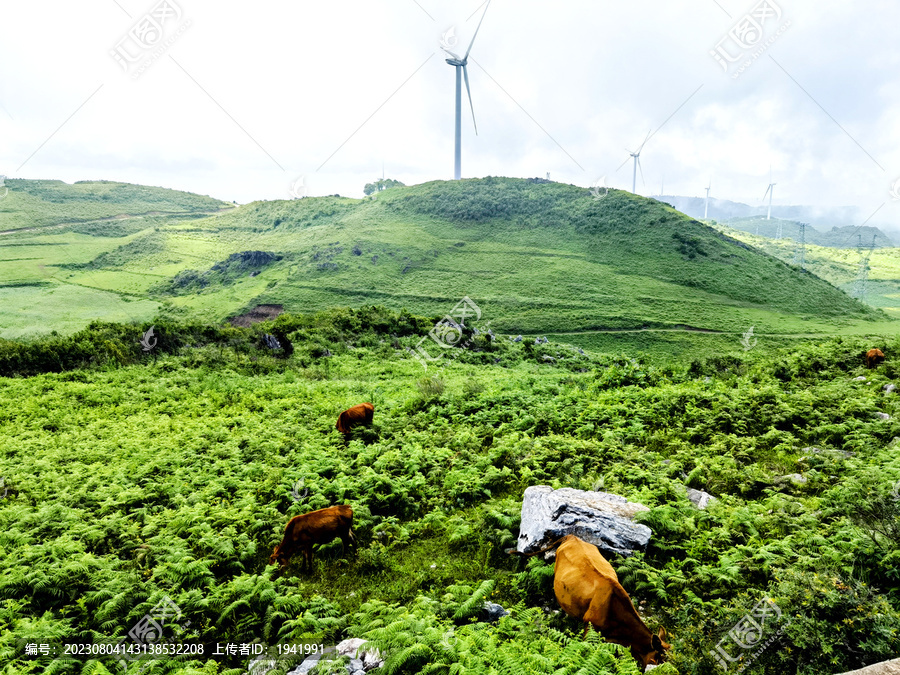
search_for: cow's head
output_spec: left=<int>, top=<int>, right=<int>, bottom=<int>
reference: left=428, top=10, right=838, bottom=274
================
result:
left=269, top=546, right=288, bottom=568
left=635, top=627, right=670, bottom=669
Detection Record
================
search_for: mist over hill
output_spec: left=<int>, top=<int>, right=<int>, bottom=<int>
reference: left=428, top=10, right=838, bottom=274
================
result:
left=658, top=194, right=898, bottom=245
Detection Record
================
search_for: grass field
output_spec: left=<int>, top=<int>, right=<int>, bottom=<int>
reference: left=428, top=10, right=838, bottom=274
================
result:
left=2, top=311, right=900, bottom=674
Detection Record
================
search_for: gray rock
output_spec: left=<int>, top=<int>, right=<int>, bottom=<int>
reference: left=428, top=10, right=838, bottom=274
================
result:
left=336, top=638, right=367, bottom=658
left=686, top=488, right=717, bottom=510
left=335, top=639, right=383, bottom=671
left=885, top=384, right=897, bottom=394
left=349, top=659, right=364, bottom=671
left=875, top=412, right=891, bottom=421
left=512, top=335, right=522, bottom=342
left=362, top=650, right=384, bottom=670
left=784, top=473, right=807, bottom=484
left=516, top=485, right=652, bottom=557
left=481, top=601, right=509, bottom=622
left=836, top=658, right=900, bottom=675
left=351, top=671, right=366, bottom=675
left=542, top=355, right=556, bottom=362
left=854, top=376, right=868, bottom=381
left=285, top=656, right=322, bottom=675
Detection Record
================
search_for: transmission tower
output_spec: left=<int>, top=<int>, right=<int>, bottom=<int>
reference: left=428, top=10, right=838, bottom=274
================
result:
left=792, top=222, right=806, bottom=269
left=854, top=235, right=876, bottom=303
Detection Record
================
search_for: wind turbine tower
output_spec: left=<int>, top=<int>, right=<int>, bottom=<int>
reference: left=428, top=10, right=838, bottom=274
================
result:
left=441, top=1, right=491, bottom=180
left=704, top=180, right=711, bottom=219
left=626, top=131, right=651, bottom=194
left=763, top=181, right=776, bottom=221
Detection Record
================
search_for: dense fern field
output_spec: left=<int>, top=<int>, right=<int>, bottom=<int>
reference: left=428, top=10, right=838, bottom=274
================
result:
left=2, top=307, right=900, bottom=674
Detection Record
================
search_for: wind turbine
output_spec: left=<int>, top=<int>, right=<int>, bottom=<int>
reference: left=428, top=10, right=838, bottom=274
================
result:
left=762, top=166, right=776, bottom=220
left=626, top=131, right=651, bottom=194
left=704, top=180, right=711, bottom=219
left=441, top=0, right=491, bottom=181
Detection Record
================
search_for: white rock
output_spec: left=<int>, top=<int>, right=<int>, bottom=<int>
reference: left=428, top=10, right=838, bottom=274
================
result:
left=686, top=488, right=717, bottom=510
left=835, top=657, right=900, bottom=675
left=517, top=485, right=652, bottom=557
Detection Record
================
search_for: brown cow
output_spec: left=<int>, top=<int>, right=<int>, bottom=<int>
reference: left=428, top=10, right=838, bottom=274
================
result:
left=336, top=402, right=374, bottom=434
left=553, top=535, right=669, bottom=669
left=269, top=505, right=355, bottom=573
left=867, top=348, right=885, bottom=369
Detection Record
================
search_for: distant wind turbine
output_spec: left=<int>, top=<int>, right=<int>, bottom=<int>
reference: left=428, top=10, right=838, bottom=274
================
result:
left=441, top=0, right=491, bottom=180
left=763, top=167, right=776, bottom=221
left=704, top=180, right=711, bottom=219
left=626, top=131, right=651, bottom=194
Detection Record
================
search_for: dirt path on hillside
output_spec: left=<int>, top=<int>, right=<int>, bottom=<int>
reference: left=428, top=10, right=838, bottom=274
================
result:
left=0, top=207, right=236, bottom=236
left=543, top=327, right=880, bottom=338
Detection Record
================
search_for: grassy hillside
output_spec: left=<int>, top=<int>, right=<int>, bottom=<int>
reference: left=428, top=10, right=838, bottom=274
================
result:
left=2, top=310, right=900, bottom=674
left=0, top=180, right=235, bottom=338
left=723, top=215, right=892, bottom=248
left=0, top=179, right=233, bottom=233
left=710, top=222, right=900, bottom=319
left=3, top=177, right=891, bottom=358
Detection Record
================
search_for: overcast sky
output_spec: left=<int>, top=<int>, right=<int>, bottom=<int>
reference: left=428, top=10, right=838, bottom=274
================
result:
left=1, top=0, right=898, bottom=224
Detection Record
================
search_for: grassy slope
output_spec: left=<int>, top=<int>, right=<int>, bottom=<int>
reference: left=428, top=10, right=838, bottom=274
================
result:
left=2, top=318, right=900, bottom=674
left=710, top=222, right=900, bottom=319
left=1, top=177, right=895, bottom=358
left=0, top=180, right=234, bottom=338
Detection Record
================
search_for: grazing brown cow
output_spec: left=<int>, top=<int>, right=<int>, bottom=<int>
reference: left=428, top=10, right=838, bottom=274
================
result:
left=553, top=535, right=669, bottom=669
left=269, top=505, right=355, bottom=573
left=336, top=402, right=374, bottom=434
left=867, top=348, right=886, bottom=369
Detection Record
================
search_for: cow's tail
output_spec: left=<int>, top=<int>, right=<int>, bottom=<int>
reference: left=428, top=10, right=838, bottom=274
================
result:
left=507, top=535, right=569, bottom=558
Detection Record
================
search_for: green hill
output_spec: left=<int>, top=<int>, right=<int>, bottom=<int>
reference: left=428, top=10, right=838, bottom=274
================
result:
left=724, top=215, right=892, bottom=248
left=0, top=177, right=895, bottom=356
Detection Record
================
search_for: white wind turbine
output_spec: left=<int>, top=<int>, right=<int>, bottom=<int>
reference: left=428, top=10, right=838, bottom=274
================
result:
left=762, top=168, right=776, bottom=221
left=704, top=180, right=711, bottom=219
left=626, top=131, right=651, bottom=194
left=440, top=0, right=492, bottom=181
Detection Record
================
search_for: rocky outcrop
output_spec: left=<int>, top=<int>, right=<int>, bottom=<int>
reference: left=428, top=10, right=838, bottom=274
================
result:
left=517, top=485, right=652, bottom=557
left=835, top=658, right=900, bottom=675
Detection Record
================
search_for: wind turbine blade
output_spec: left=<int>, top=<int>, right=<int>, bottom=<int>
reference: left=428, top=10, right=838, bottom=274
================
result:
left=464, top=0, right=491, bottom=61
left=637, top=130, right=652, bottom=153
left=463, top=65, right=477, bottom=134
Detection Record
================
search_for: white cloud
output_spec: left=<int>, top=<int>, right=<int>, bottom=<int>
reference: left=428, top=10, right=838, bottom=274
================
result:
left=0, top=0, right=897, bottom=225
